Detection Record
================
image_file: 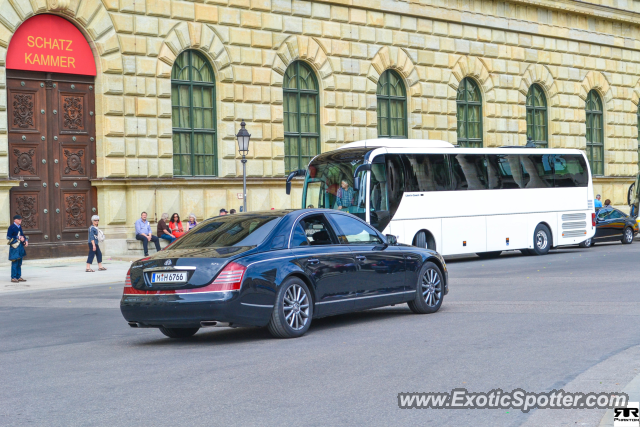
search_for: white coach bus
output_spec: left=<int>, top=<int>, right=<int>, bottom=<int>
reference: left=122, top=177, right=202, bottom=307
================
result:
left=286, top=139, right=596, bottom=257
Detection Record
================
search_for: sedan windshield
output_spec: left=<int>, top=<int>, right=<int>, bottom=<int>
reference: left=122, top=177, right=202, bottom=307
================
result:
left=167, top=215, right=282, bottom=249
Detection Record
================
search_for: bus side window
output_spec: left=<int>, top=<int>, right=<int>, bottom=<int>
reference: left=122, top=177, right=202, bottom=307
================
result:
left=451, top=155, right=468, bottom=190
left=369, top=162, right=391, bottom=232
left=370, top=163, right=388, bottom=211
left=553, top=154, right=588, bottom=188
left=385, top=154, right=405, bottom=217
left=405, top=154, right=449, bottom=191
left=521, top=155, right=552, bottom=188
left=486, top=155, right=519, bottom=189
left=452, top=154, right=488, bottom=190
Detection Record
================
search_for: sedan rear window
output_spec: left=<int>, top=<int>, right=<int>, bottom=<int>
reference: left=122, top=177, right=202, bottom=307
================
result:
left=167, top=215, right=282, bottom=249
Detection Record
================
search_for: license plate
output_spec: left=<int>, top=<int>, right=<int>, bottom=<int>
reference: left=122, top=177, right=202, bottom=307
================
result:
left=151, top=272, right=187, bottom=283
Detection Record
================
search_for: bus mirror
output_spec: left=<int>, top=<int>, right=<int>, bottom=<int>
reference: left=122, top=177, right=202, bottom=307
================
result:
left=285, top=169, right=306, bottom=195
left=353, top=164, right=372, bottom=191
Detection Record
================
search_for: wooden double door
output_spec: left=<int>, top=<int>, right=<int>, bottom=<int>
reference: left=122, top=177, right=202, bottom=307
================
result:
left=8, top=71, right=97, bottom=258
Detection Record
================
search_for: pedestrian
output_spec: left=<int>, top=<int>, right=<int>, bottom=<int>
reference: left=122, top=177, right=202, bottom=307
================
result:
left=157, top=213, right=175, bottom=243
left=307, top=205, right=314, bottom=208
left=134, top=211, right=161, bottom=256
left=169, top=213, right=185, bottom=238
left=86, top=215, right=106, bottom=272
left=604, top=198, right=612, bottom=207
left=186, top=213, right=198, bottom=231
left=595, top=194, right=603, bottom=208
left=219, top=208, right=228, bottom=216
left=335, top=180, right=355, bottom=210
left=229, top=209, right=236, bottom=214
left=7, top=214, right=27, bottom=283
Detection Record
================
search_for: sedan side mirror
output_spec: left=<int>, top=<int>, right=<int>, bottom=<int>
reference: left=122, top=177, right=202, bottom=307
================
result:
left=386, top=234, right=397, bottom=245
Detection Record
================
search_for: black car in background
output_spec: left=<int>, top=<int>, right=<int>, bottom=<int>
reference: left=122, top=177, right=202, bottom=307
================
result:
left=121, top=209, right=448, bottom=339
left=579, top=207, right=638, bottom=247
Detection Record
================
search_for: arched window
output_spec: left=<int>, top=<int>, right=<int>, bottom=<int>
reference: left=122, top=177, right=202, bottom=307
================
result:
left=585, top=90, right=604, bottom=175
left=526, top=84, right=548, bottom=147
left=377, top=70, right=407, bottom=138
left=456, top=78, right=483, bottom=148
left=283, top=61, right=320, bottom=174
left=171, top=50, right=217, bottom=176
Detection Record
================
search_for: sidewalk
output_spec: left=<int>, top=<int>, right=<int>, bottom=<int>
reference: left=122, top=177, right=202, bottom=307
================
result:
left=0, top=256, right=135, bottom=294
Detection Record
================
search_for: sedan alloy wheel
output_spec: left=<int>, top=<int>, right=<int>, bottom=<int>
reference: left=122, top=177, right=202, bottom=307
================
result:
left=422, top=268, right=442, bottom=307
left=408, top=261, right=444, bottom=314
left=268, top=277, right=313, bottom=338
left=283, top=284, right=310, bottom=331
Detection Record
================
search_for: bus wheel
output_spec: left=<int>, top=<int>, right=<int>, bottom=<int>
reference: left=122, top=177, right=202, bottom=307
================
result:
left=532, top=224, right=551, bottom=255
left=413, top=231, right=435, bottom=250
left=414, top=231, right=427, bottom=248
left=477, top=251, right=502, bottom=259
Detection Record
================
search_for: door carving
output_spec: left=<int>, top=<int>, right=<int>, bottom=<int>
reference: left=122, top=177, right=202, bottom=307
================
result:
left=8, top=71, right=96, bottom=257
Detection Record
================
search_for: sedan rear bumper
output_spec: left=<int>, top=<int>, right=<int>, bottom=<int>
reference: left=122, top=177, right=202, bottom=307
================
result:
left=120, top=292, right=273, bottom=328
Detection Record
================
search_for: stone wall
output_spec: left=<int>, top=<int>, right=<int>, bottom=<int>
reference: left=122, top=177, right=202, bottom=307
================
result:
left=0, top=0, right=637, bottom=252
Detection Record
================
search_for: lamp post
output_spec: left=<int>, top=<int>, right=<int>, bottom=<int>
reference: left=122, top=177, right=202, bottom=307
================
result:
left=236, top=120, right=251, bottom=213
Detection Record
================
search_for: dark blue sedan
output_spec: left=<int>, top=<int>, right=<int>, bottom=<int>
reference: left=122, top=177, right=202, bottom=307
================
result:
left=121, top=209, right=448, bottom=339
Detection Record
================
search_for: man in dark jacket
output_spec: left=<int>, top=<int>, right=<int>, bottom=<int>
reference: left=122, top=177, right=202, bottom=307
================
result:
left=7, top=214, right=27, bottom=282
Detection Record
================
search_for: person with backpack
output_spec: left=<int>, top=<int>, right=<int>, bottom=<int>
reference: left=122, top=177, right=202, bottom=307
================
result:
left=86, top=215, right=106, bottom=272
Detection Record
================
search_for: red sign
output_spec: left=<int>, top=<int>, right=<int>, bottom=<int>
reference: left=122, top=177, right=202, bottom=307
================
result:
left=6, top=14, right=96, bottom=76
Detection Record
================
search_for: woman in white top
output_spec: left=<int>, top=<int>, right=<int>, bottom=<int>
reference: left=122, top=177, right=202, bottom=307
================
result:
left=186, top=213, right=198, bottom=231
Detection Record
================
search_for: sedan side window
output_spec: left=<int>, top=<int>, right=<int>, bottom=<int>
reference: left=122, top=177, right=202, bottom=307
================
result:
left=290, top=223, right=310, bottom=247
left=597, top=209, right=612, bottom=220
left=608, top=210, right=625, bottom=219
left=329, top=214, right=383, bottom=245
left=297, top=214, right=337, bottom=246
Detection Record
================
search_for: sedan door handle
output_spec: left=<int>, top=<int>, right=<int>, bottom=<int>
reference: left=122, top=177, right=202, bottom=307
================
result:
left=307, top=258, right=319, bottom=265
left=355, top=255, right=366, bottom=261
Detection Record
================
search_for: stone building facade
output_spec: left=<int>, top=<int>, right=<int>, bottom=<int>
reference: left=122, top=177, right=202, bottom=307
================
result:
left=0, top=0, right=637, bottom=256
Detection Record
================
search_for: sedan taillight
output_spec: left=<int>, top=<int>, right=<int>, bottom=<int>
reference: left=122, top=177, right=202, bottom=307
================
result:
left=592, top=213, right=596, bottom=227
left=206, top=262, right=247, bottom=292
left=123, top=267, right=147, bottom=295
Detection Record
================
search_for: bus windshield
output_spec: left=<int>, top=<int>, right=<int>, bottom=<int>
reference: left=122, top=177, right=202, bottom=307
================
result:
left=303, top=149, right=369, bottom=220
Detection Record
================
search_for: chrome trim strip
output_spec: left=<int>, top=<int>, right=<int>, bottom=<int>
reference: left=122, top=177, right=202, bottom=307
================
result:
left=123, top=290, right=238, bottom=296
left=246, top=252, right=354, bottom=269
left=143, top=266, right=197, bottom=273
left=315, top=290, right=415, bottom=305
left=245, top=256, right=296, bottom=268
left=240, top=302, right=274, bottom=308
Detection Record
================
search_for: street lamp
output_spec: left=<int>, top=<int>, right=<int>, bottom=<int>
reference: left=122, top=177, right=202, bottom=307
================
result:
left=236, top=120, right=251, bottom=213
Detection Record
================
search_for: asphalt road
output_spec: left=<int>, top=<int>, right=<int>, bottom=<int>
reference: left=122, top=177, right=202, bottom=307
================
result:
left=2, top=242, right=640, bottom=427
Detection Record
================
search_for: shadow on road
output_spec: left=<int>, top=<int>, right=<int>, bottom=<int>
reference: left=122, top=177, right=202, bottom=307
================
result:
left=132, top=305, right=417, bottom=346
left=443, top=245, right=594, bottom=264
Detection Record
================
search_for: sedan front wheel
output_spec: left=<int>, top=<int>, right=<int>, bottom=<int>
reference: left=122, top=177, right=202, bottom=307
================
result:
left=578, top=238, right=592, bottom=248
left=268, top=277, right=313, bottom=338
left=408, top=262, right=444, bottom=314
